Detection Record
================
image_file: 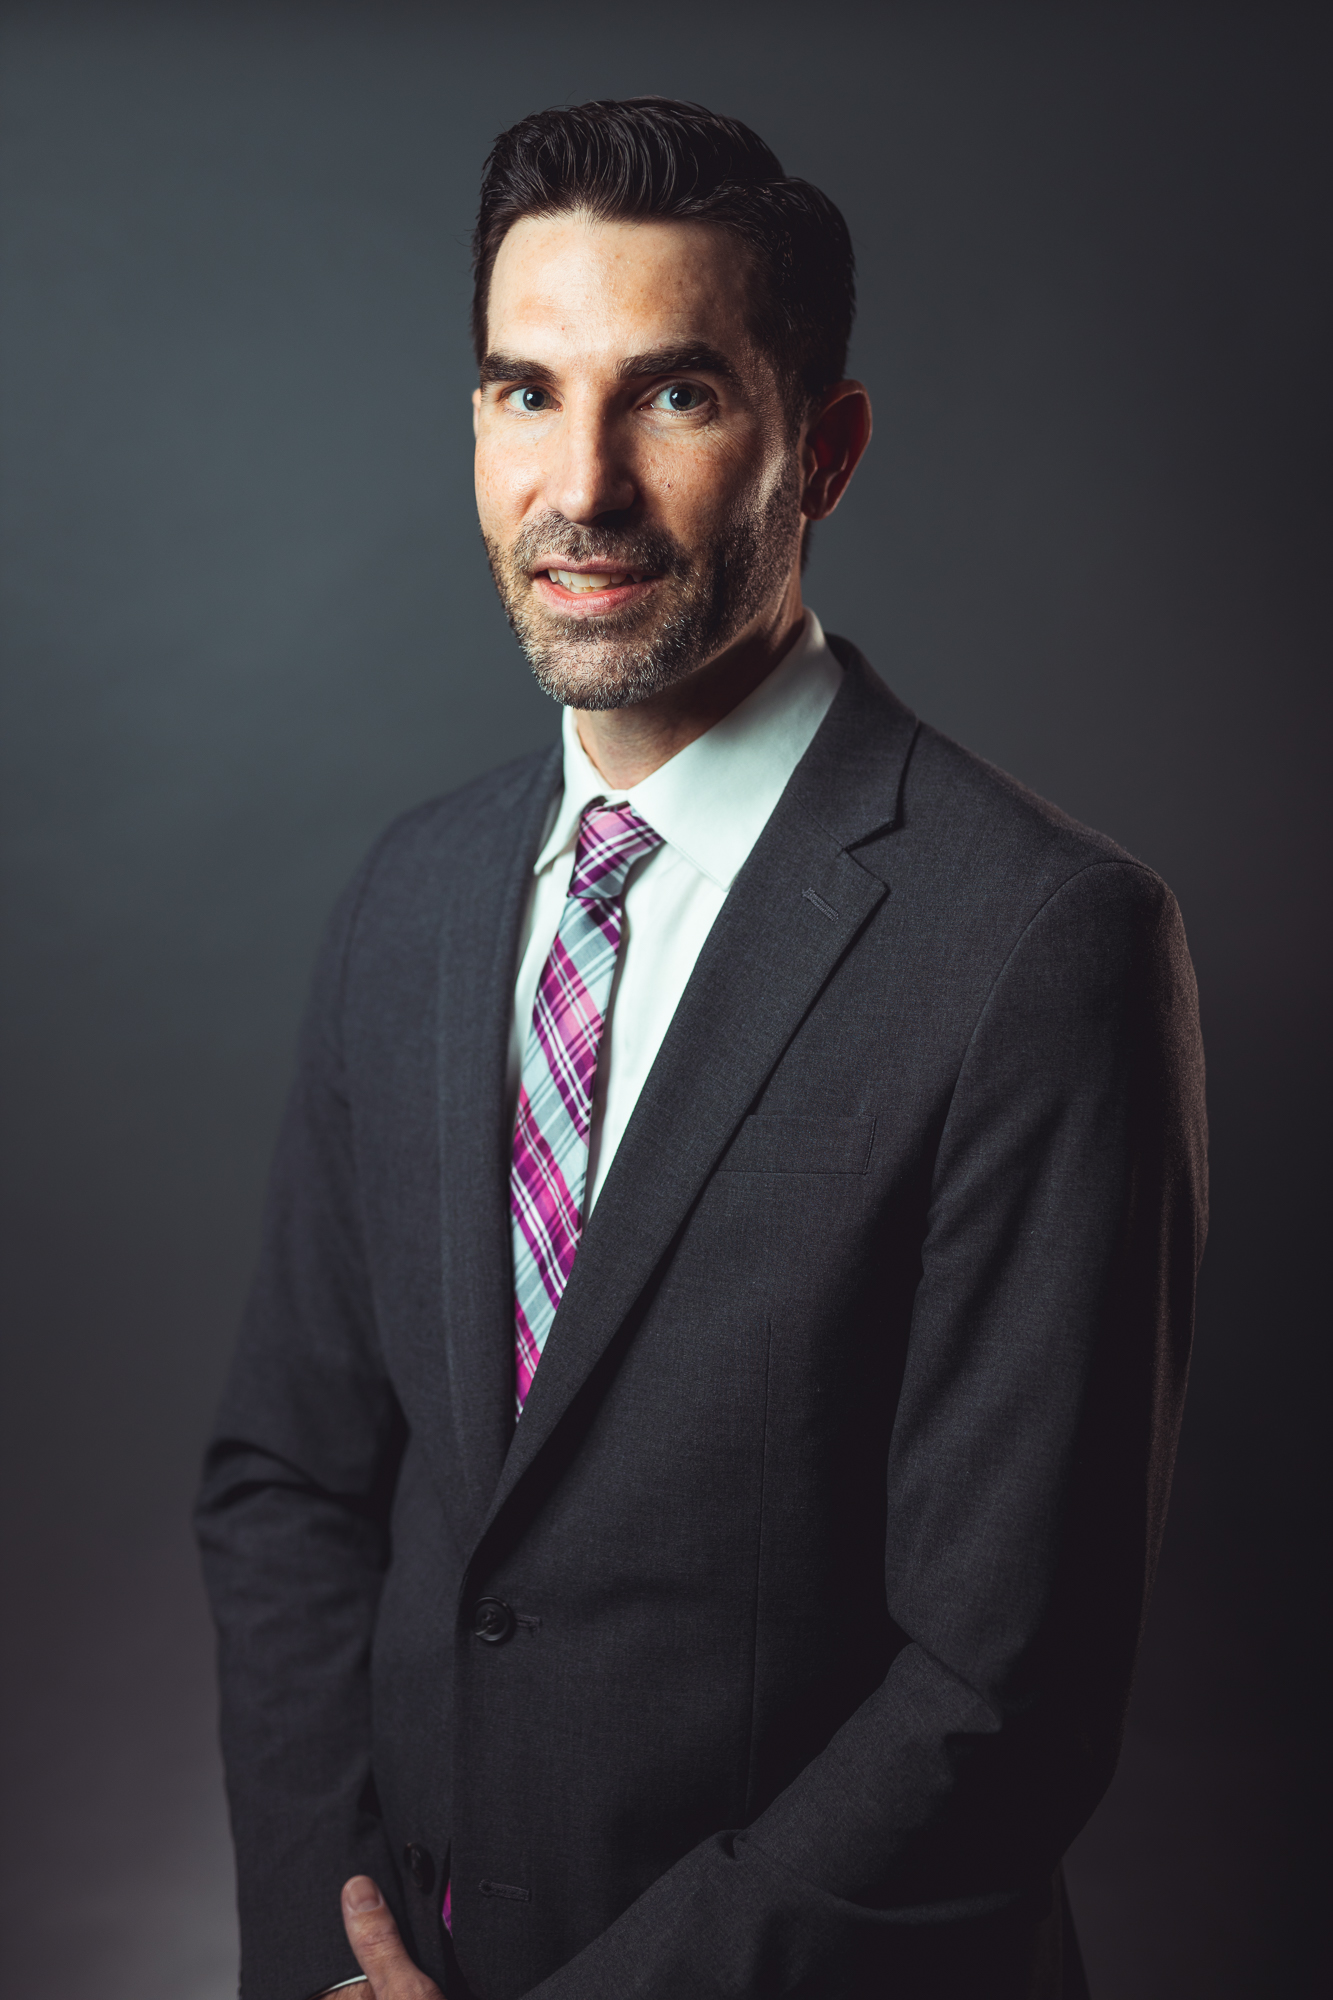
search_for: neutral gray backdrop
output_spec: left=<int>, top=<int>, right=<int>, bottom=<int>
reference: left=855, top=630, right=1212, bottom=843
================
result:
left=2, top=4, right=1329, bottom=1996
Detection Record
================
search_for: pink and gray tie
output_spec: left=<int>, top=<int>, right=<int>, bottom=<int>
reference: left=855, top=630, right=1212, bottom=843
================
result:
left=509, top=802, right=663, bottom=1413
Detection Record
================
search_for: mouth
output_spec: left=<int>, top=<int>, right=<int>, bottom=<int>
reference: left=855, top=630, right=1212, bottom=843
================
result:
left=547, top=566, right=643, bottom=592
left=530, top=563, right=662, bottom=614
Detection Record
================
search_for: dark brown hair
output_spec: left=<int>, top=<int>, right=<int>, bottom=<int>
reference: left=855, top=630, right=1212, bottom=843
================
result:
left=472, top=98, right=856, bottom=416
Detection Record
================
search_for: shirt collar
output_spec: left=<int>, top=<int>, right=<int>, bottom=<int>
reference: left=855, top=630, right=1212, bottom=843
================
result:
left=534, top=610, right=843, bottom=891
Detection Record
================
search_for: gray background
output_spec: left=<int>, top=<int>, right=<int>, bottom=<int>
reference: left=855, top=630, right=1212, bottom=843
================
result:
left=2, top=4, right=1328, bottom=1995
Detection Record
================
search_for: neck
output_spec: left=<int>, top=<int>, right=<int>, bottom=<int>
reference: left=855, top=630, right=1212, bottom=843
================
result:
left=574, top=574, right=806, bottom=791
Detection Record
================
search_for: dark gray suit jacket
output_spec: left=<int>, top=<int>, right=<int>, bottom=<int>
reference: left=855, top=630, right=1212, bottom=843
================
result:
left=196, top=640, right=1207, bottom=2000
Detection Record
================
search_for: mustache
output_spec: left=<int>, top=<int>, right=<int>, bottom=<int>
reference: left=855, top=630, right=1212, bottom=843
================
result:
left=508, top=511, right=690, bottom=578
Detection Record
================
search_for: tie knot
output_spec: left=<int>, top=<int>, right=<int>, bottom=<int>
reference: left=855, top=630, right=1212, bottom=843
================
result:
left=569, top=802, right=662, bottom=901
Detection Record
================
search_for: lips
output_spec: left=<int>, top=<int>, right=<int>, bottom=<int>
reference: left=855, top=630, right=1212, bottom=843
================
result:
left=530, top=563, right=661, bottom=614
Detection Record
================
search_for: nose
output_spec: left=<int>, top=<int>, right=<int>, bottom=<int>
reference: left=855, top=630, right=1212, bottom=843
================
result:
left=545, top=399, right=637, bottom=524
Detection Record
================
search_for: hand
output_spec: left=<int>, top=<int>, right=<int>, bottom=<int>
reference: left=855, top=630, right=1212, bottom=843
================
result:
left=339, top=1876, right=444, bottom=1998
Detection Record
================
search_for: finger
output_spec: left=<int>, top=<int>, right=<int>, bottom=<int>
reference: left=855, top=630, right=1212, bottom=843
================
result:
left=341, top=1876, right=442, bottom=1998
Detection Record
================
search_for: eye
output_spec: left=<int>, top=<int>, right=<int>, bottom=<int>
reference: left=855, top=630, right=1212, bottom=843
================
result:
left=649, top=381, right=710, bottom=414
left=504, top=386, right=554, bottom=413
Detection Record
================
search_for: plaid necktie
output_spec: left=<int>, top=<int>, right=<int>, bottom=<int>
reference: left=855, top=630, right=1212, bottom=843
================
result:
left=509, top=801, right=663, bottom=1413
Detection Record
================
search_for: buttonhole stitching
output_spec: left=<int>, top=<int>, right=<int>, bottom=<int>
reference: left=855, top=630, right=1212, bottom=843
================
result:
left=803, top=887, right=838, bottom=921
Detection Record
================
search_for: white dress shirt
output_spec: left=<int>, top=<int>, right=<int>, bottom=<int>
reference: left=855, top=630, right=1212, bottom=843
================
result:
left=508, top=609, right=843, bottom=1216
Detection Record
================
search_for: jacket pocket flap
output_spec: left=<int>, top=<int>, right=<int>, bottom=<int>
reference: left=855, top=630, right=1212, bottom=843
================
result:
left=718, top=1114, right=876, bottom=1176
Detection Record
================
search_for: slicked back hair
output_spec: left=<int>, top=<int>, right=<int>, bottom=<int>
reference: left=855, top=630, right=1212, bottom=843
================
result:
left=472, top=98, right=856, bottom=421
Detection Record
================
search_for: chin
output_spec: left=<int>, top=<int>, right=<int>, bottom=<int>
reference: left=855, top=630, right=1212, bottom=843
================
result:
left=521, top=608, right=705, bottom=702
left=509, top=593, right=703, bottom=709
left=526, top=642, right=692, bottom=712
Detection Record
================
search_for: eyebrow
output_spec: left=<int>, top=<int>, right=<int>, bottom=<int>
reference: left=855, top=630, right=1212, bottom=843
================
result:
left=479, top=344, right=742, bottom=390
left=615, top=345, right=741, bottom=388
left=479, top=353, right=558, bottom=387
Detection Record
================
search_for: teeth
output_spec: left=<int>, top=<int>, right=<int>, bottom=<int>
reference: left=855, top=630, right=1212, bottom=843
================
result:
left=550, top=569, right=632, bottom=592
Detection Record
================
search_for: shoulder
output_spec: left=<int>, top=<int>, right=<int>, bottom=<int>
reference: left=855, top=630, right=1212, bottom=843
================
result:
left=906, top=719, right=1138, bottom=879
left=348, top=740, right=556, bottom=904
left=896, top=723, right=1192, bottom=1024
left=310, top=742, right=560, bottom=985
left=823, top=636, right=1164, bottom=912
left=360, top=743, right=560, bottom=887
left=823, top=641, right=1186, bottom=991
left=888, top=711, right=1176, bottom=939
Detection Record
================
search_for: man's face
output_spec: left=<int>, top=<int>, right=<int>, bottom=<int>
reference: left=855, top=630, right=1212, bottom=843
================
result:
left=474, top=211, right=804, bottom=710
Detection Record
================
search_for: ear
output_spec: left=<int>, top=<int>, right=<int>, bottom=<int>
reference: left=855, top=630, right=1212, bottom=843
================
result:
left=800, top=381, right=872, bottom=522
left=472, top=386, right=482, bottom=438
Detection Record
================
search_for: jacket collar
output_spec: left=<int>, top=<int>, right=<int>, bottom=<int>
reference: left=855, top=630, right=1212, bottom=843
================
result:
left=428, top=745, right=563, bottom=1541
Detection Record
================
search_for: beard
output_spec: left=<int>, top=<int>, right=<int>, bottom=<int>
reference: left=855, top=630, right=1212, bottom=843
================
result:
left=482, top=459, right=804, bottom=711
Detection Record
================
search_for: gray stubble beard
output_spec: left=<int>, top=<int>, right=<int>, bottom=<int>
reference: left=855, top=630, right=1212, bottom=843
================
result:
left=483, top=455, right=804, bottom=712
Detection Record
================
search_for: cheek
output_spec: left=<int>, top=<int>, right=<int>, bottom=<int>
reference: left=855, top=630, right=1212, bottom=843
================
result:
left=473, top=436, right=532, bottom=531
left=643, top=431, right=759, bottom=535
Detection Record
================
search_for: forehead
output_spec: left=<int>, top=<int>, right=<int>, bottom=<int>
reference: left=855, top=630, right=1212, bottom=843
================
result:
left=486, top=211, right=755, bottom=364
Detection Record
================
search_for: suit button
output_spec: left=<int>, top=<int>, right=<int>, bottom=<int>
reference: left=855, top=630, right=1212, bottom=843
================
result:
left=472, top=1596, right=516, bottom=1644
left=404, top=1842, right=434, bottom=1893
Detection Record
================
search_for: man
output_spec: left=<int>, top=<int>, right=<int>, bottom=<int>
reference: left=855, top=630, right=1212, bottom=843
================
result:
left=197, top=98, right=1207, bottom=2000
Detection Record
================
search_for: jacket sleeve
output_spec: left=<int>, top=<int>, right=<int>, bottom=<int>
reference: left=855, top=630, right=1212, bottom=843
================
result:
left=524, top=858, right=1208, bottom=2000
left=194, top=857, right=410, bottom=2000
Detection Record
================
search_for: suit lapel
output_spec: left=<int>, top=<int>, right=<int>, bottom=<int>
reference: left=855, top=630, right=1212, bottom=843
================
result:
left=429, top=746, right=562, bottom=1541
left=475, top=648, right=919, bottom=1538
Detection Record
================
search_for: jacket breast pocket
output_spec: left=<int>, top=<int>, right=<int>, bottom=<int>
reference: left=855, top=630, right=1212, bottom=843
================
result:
left=717, top=1114, right=876, bottom=1176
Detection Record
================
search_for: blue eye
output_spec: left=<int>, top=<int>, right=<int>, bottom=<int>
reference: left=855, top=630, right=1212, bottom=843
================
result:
left=651, top=382, right=708, bottom=413
left=506, top=386, right=552, bottom=413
